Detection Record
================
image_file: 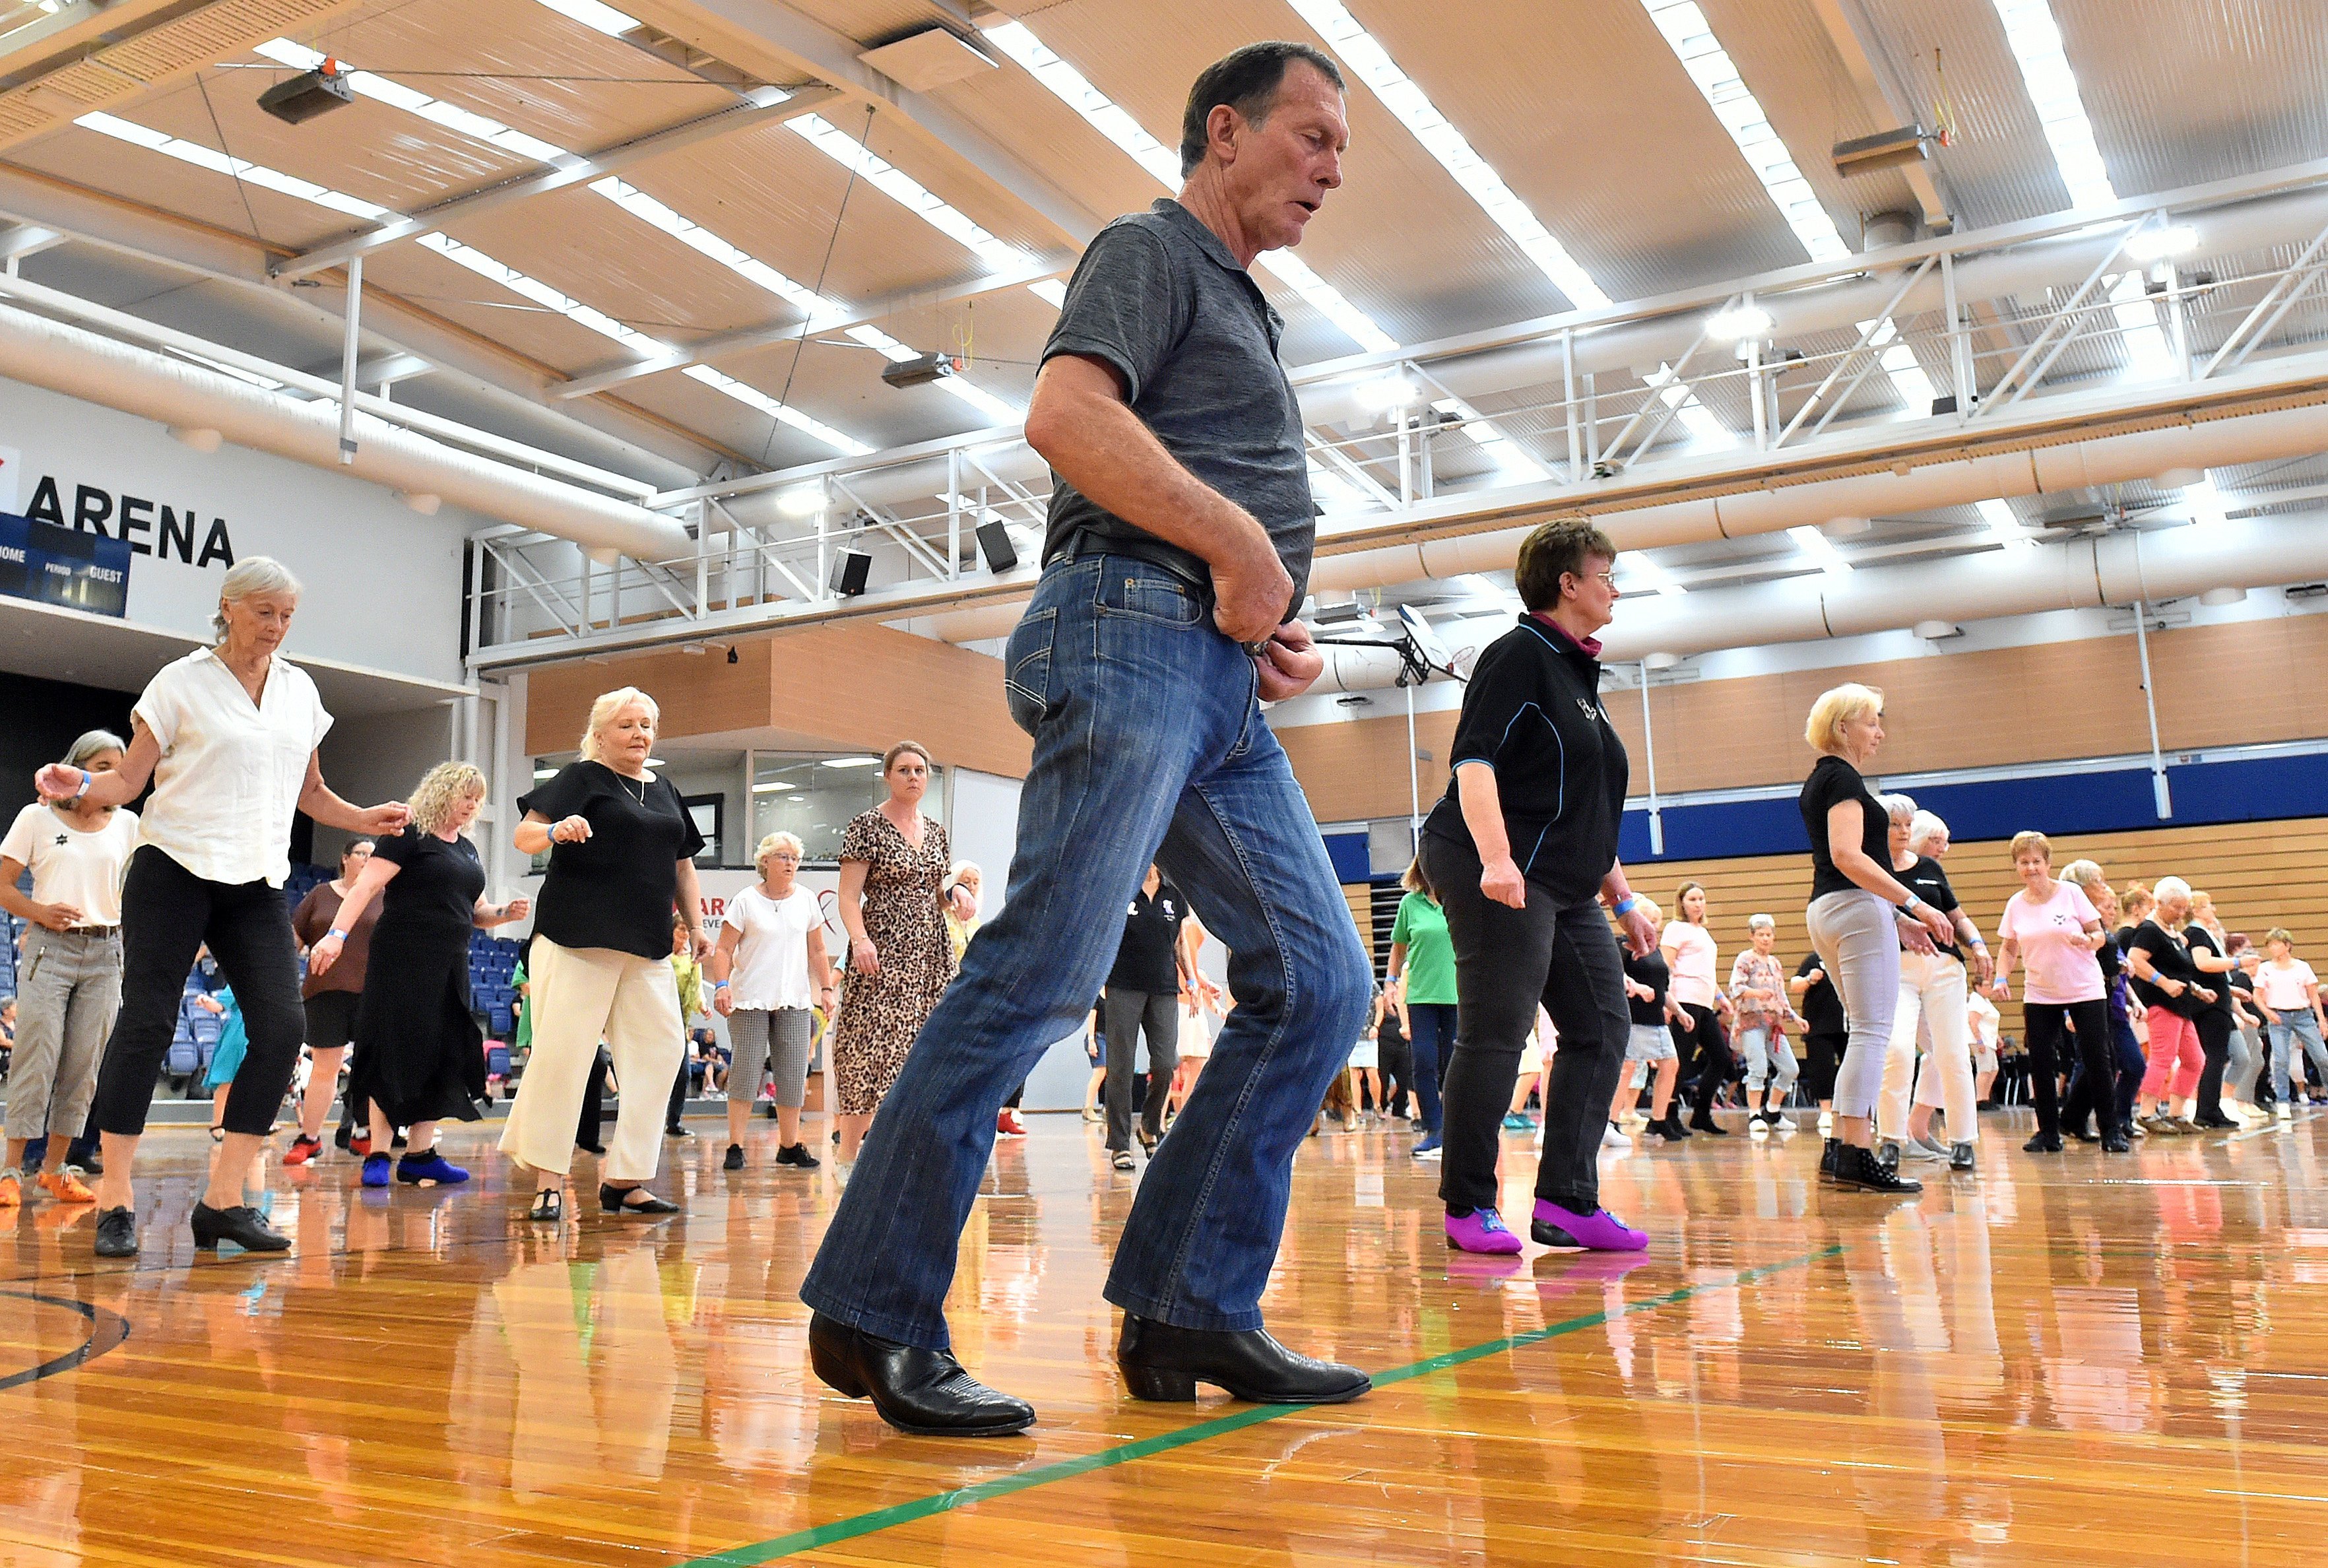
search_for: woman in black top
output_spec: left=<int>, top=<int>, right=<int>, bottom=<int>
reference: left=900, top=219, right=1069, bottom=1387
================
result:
left=1790, top=952, right=1848, bottom=1124
left=2059, top=862, right=2147, bottom=1143
left=1418, top=521, right=1656, bottom=1257
left=498, top=688, right=709, bottom=1222
left=2124, top=877, right=2211, bottom=1132
left=2183, top=903, right=2243, bottom=1128
left=1611, top=897, right=1685, bottom=1140
left=1797, top=684, right=1955, bottom=1193
left=308, top=763, right=529, bottom=1189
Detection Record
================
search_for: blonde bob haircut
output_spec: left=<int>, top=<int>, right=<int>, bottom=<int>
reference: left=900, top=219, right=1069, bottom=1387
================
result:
left=754, top=831, right=804, bottom=871
left=2061, top=859, right=2106, bottom=892
left=408, top=761, right=487, bottom=835
left=579, top=686, right=660, bottom=761
left=1804, top=683, right=1883, bottom=754
left=2008, top=830, right=2052, bottom=864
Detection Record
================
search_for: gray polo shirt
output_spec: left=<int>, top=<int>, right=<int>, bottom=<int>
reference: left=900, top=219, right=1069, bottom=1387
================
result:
left=1039, top=198, right=1316, bottom=610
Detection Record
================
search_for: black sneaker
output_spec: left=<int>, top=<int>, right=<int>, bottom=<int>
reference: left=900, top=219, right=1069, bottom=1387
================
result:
left=723, top=1143, right=745, bottom=1171
left=2022, top=1131, right=2065, bottom=1153
left=94, top=1205, right=137, bottom=1257
left=666, top=1123, right=694, bottom=1139
left=775, top=1142, right=821, bottom=1170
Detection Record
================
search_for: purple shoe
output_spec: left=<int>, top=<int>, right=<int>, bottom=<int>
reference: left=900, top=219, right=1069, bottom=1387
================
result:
left=1530, top=1199, right=1647, bottom=1253
left=1444, top=1207, right=1524, bottom=1255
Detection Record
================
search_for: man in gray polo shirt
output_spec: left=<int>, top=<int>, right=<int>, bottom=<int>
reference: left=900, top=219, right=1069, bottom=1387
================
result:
left=802, top=41, right=1376, bottom=1436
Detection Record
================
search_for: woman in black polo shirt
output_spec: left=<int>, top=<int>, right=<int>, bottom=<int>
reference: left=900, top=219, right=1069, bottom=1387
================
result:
left=1419, top=521, right=1657, bottom=1256
left=498, top=686, right=707, bottom=1222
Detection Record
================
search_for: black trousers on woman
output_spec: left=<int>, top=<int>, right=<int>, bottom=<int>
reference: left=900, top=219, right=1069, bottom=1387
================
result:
left=2021, top=998, right=2118, bottom=1139
left=2193, top=1008, right=2236, bottom=1123
left=1421, top=832, right=1631, bottom=1218
left=92, top=846, right=306, bottom=1138
left=1680, top=1004, right=1734, bottom=1122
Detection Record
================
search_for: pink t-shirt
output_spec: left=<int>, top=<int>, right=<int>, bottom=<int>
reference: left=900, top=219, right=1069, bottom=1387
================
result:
left=2256, top=958, right=2319, bottom=1012
left=1662, top=922, right=1718, bottom=1008
left=1998, top=880, right=2104, bottom=1004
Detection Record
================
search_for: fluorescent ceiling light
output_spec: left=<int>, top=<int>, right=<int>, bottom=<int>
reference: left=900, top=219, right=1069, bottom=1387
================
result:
left=533, top=767, right=559, bottom=779
left=777, top=488, right=825, bottom=517
left=2180, top=474, right=2226, bottom=525
left=1623, top=552, right=1684, bottom=595
left=1027, top=278, right=1068, bottom=308
left=74, top=112, right=390, bottom=221
left=979, top=16, right=1398, bottom=352
left=1707, top=303, right=1774, bottom=341
left=590, top=177, right=839, bottom=316
left=252, top=40, right=567, bottom=164
left=2125, top=224, right=2197, bottom=262
left=1786, top=523, right=1852, bottom=573
left=533, top=0, right=639, bottom=38
left=1284, top=0, right=1609, bottom=310
left=681, top=366, right=871, bottom=455
left=1976, top=497, right=2031, bottom=546
left=1353, top=374, right=1419, bottom=412
left=752, top=780, right=796, bottom=792
left=1990, top=0, right=2116, bottom=209
left=787, top=115, right=1030, bottom=273
left=820, top=755, right=883, bottom=769
left=1646, top=362, right=1733, bottom=449
left=1640, top=2, right=1850, bottom=265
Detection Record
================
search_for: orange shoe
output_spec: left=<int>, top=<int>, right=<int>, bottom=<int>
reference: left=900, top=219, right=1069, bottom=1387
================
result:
left=38, top=1167, right=96, bottom=1204
left=0, top=1170, right=20, bottom=1208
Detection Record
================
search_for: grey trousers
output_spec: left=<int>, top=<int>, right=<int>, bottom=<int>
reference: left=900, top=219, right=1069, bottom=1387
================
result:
left=727, top=1007, right=814, bottom=1108
left=1807, top=889, right=1900, bottom=1120
left=7, top=927, right=122, bottom=1142
left=1103, top=986, right=1177, bottom=1152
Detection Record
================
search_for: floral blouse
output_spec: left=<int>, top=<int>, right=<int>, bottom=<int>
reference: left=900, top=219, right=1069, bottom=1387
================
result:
left=1729, top=950, right=1795, bottom=1032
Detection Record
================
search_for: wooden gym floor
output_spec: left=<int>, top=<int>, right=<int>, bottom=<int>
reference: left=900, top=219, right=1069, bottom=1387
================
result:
left=3, top=1106, right=2327, bottom=1567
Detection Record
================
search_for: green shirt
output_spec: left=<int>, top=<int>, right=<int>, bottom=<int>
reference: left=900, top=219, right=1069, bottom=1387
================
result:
left=1390, top=892, right=1458, bottom=1004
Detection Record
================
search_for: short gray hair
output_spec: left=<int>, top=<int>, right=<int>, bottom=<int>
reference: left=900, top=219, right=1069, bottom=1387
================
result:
left=64, top=729, right=127, bottom=769
left=212, top=556, right=301, bottom=639
left=1907, top=809, right=1949, bottom=853
left=1879, top=792, right=1918, bottom=824
left=1747, top=913, right=1775, bottom=931
left=2153, top=875, right=2193, bottom=907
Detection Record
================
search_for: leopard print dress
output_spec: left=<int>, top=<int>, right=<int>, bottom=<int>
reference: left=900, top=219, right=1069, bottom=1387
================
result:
left=831, top=808, right=955, bottom=1115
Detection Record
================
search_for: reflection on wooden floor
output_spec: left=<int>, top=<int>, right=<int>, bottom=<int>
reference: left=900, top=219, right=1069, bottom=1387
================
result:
left=5, top=1107, right=2328, bottom=1566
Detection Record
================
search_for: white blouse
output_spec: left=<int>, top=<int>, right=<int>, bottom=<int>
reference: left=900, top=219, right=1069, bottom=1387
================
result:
left=134, top=649, right=333, bottom=888
left=722, top=882, right=824, bottom=1010
left=0, top=803, right=140, bottom=927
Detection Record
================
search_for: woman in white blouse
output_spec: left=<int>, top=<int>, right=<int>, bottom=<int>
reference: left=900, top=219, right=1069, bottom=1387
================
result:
left=34, top=558, right=408, bottom=1259
left=0, top=730, right=139, bottom=1209
left=709, top=832, right=837, bottom=1171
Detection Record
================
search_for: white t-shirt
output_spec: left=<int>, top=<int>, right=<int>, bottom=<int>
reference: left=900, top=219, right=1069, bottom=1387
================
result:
left=1661, top=922, right=1718, bottom=1008
left=1966, top=990, right=2000, bottom=1049
left=134, top=649, right=333, bottom=889
left=0, top=803, right=140, bottom=927
left=723, top=882, right=822, bottom=1010
left=2256, top=958, right=2319, bottom=1012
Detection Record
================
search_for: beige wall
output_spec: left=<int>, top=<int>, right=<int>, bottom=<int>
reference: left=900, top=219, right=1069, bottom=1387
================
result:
left=523, top=622, right=1033, bottom=778
left=1282, top=615, right=2328, bottom=825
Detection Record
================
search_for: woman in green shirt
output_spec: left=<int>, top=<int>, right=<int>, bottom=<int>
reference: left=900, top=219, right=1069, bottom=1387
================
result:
left=1388, top=859, right=1458, bottom=1159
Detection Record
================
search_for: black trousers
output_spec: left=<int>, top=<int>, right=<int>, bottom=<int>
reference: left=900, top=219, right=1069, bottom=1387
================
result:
left=1422, top=832, right=1631, bottom=1218
left=1680, top=1003, right=1733, bottom=1118
left=1378, top=1027, right=1413, bottom=1119
left=2193, top=1008, right=2236, bottom=1121
left=93, top=847, right=306, bottom=1138
left=1802, top=1031, right=1848, bottom=1102
left=576, top=1046, right=609, bottom=1148
left=2064, top=999, right=2145, bottom=1136
left=2022, top=998, right=2116, bottom=1138
left=1101, top=986, right=1175, bottom=1152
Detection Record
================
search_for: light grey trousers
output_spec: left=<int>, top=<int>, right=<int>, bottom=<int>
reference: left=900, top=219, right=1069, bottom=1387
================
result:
left=727, top=1007, right=814, bottom=1107
left=7, top=927, right=122, bottom=1142
left=1807, top=889, right=1900, bottom=1120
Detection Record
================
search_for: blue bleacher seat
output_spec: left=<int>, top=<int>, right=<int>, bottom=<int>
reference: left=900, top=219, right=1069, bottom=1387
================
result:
left=490, top=1006, right=512, bottom=1033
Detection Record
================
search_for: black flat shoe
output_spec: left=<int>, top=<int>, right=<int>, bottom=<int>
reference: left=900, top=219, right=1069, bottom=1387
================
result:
left=529, top=1187, right=564, bottom=1223
left=723, top=1143, right=746, bottom=1171
left=1116, top=1313, right=1371, bottom=1405
left=190, top=1202, right=290, bottom=1253
left=599, top=1183, right=680, bottom=1214
left=1818, top=1137, right=1842, bottom=1183
left=2102, top=1130, right=2131, bottom=1153
left=94, top=1206, right=137, bottom=1257
left=2022, top=1132, right=2065, bottom=1153
left=1688, top=1112, right=1729, bottom=1136
left=807, top=1311, right=1035, bottom=1436
left=576, top=1140, right=608, bottom=1156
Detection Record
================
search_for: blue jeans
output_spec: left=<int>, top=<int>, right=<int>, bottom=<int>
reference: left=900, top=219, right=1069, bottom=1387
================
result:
left=1403, top=1002, right=1453, bottom=1134
left=2269, top=1010, right=2328, bottom=1100
left=798, top=554, right=1373, bottom=1350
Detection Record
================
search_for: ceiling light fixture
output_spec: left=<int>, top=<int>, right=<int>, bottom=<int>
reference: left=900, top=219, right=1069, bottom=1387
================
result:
left=1352, top=374, right=1419, bottom=412
left=2125, top=224, right=2198, bottom=263
left=1707, top=303, right=1774, bottom=341
left=75, top=112, right=389, bottom=221
left=787, top=115, right=1031, bottom=273
left=532, top=0, right=641, bottom=40
left=820, top=756, right=883, bottom=769
left=1786, top=523, right=1853, bottom=573
left=1989, top=0, right=2115, bottom=209
left=1624, top=553, right=1685, bottom=596
left=777, top=488, right=825, bottom=518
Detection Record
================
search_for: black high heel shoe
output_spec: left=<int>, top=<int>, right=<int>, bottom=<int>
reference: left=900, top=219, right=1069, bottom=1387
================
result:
left=599, top=1183, right=680, bottom=1214
left=190, top=1201, right=290, bottom=1253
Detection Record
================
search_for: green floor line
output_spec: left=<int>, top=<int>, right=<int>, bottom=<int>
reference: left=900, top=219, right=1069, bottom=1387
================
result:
left=680, top=1243, right=1844, bottom=1567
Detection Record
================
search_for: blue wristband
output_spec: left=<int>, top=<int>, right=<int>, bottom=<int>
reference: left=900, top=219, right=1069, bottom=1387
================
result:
left=1613, top=896, right=1638, bottom=917
left=713, top=981, right=730, bottom=991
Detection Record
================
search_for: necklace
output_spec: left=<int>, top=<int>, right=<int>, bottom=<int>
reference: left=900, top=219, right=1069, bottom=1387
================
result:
left=614, top=769, right=648, bottom=806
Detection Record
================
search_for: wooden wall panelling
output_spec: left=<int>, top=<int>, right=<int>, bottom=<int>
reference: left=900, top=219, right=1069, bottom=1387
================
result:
left=525, top=639, right=774, bottom=754
left=1277, top=707, right=1458, bottom=826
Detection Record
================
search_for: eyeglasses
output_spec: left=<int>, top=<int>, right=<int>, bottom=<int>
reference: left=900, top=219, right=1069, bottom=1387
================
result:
left=1569, top=570, right=1617, bottom=587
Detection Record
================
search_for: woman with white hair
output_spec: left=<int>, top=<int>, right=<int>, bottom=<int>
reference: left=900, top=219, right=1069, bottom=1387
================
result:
left=0, top=729, right=137, bottom=1210
left=34, top=558, right=410, bottom=1257
left=710, top=830, right=835, bottom=1170
left=1881, top=804, right=1989, bottom=1171
left=1796, top=683, right=1954, bottom=1192
left=1991, top=832, right=2121, bottom=1152
left=500, top=686, right=707, bottom=1222
left=2059, top=861, right=2147, bottom=1144
left=2124, top=876, right=2210, bottom=1132
left=1727, top=913, right=1798, bottom=1134
left=308, top=762, right=529, bottom=1188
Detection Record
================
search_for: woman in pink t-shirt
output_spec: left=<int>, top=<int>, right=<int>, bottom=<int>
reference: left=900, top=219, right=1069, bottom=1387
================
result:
left=2257, top=928, right=2328, bottom=1110
left=1990, top=830, right=2118, bottom=1154
left=1660, top=883, right=1733, bottom=1134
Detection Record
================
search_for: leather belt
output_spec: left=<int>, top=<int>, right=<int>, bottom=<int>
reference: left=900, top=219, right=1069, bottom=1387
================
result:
left=60, top=925, right=117, bottom=937
left=1048, top=529, right=1213, bottom=599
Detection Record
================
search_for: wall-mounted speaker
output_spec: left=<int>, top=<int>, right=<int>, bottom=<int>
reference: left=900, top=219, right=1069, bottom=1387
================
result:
left=828, top=548, right=872, bottom=597
left=975, top=521, right=1018, bottom=573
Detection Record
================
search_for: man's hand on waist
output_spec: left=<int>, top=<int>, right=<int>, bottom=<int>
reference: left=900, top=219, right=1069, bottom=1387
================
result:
left=1209, top=514, right=1295, bottom=643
